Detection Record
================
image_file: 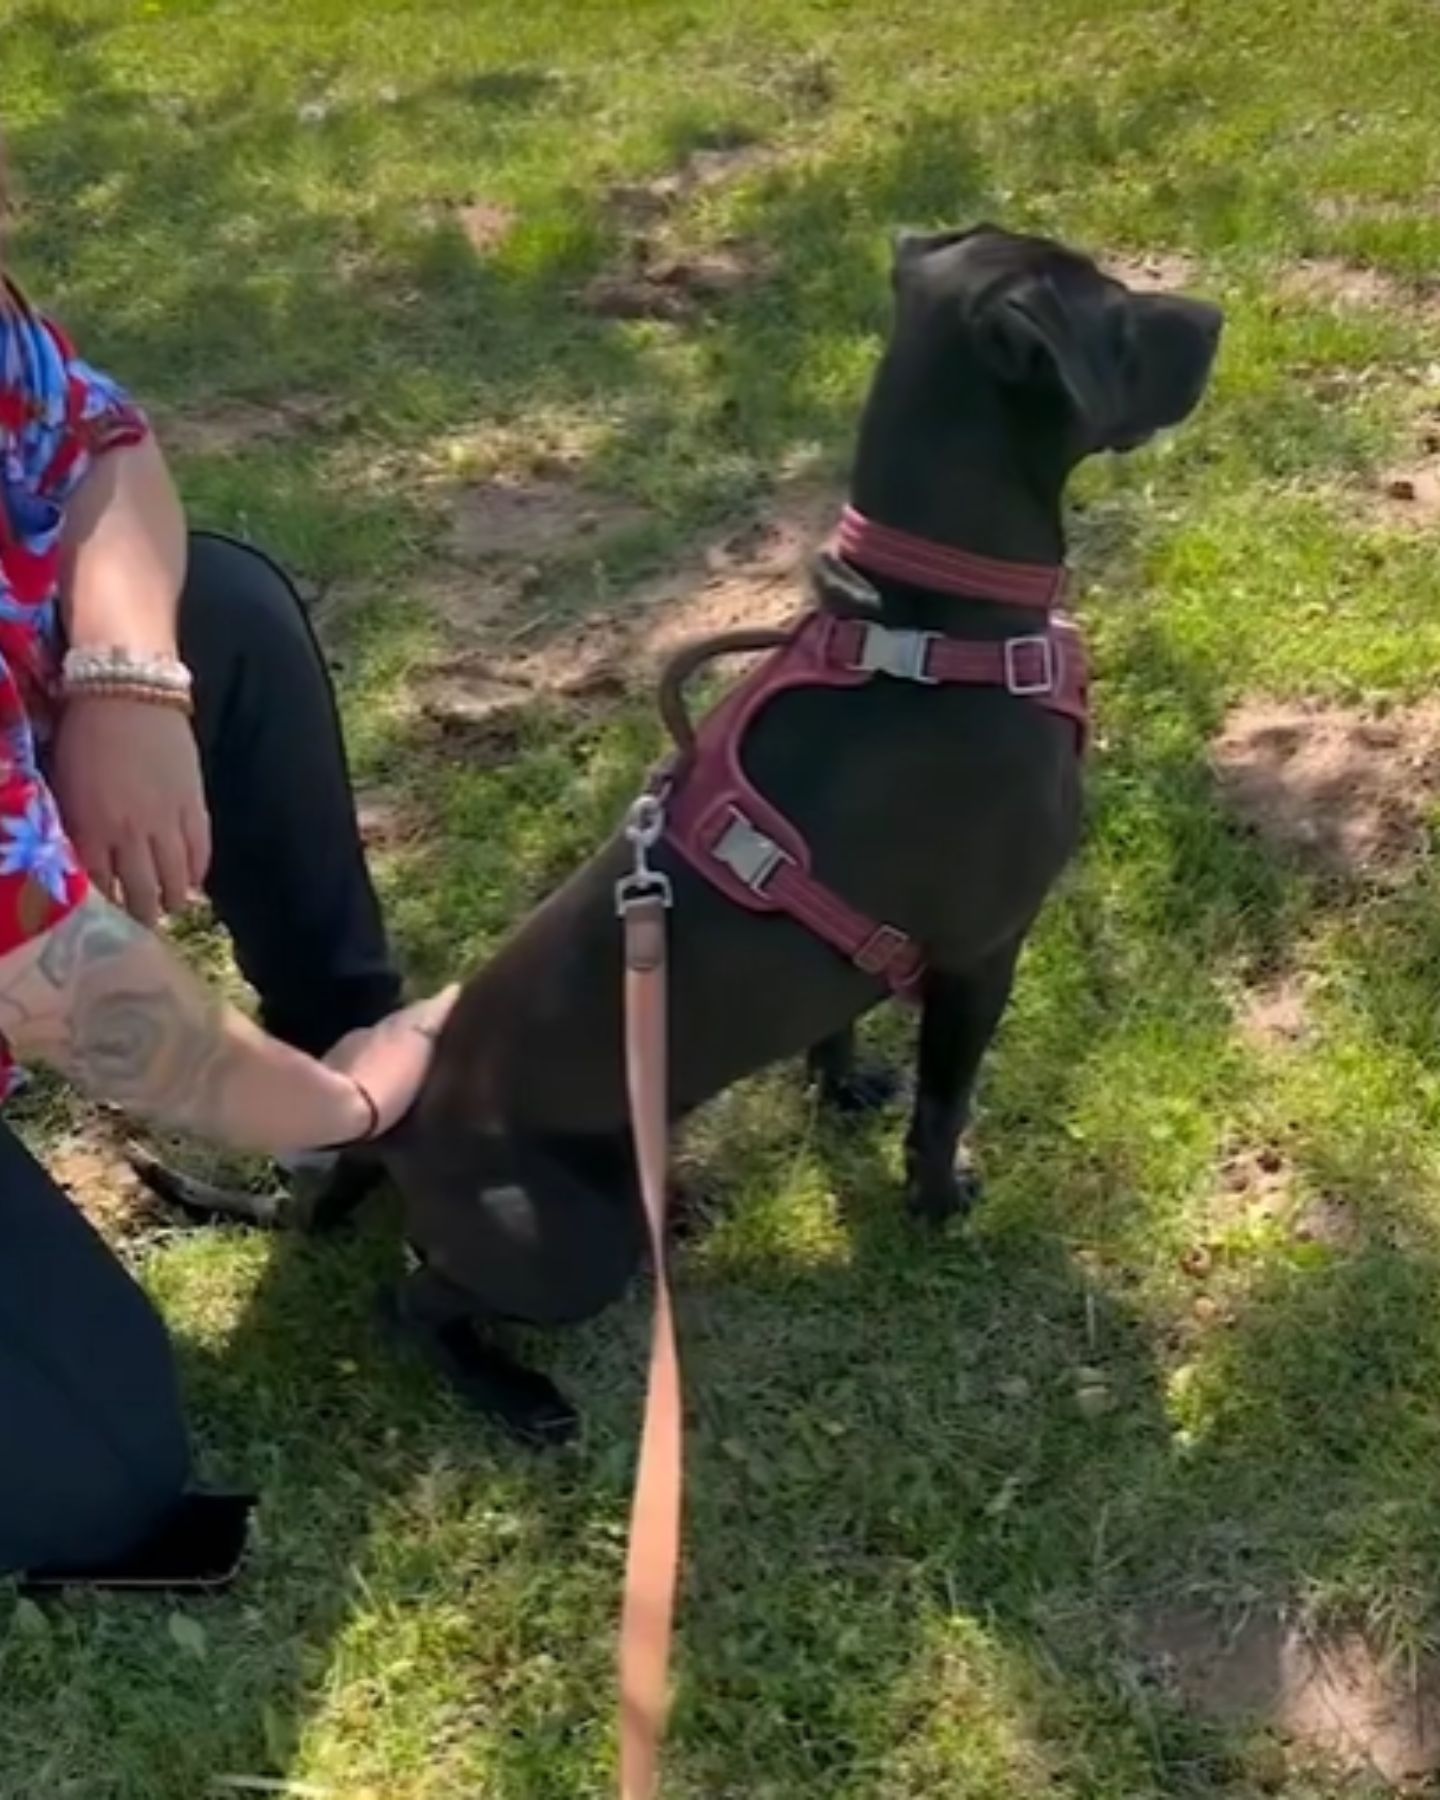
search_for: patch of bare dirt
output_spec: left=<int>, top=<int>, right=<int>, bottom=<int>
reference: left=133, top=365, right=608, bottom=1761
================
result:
left=48, top=1123, right=161, bottom=1247
left=1377, top=457, right=1440, bottom=526
left=153, top=394, right=343, bottom=458
left=414, top=488, right=836, bottom=741
left=1210, top=1142, right=1361, bottom=1252
left=1275, top=257, right=1440, bottom=316
left=1132, top=1605, right=1440, bottom=1784
left=1235, top=972, right=1313, bottom=1051
left=579, top=242, right=776, bottom=322
left=1213, top=1142, right=1296, bottom=1234
left=448, top=475, right=650, bottom=565
left=450, top=199, right=517, bottom=256
left=1103, top=251, right=1200, bottom=293
left=355, top=787, right=425, bottom=853
left=1213, top=699, right=1440, bottom=883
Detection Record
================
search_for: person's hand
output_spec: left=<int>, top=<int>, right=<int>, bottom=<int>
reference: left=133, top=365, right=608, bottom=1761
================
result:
left=49, top=699, right=211, bottom=927
left=323, top=987, right=461, bottom=1139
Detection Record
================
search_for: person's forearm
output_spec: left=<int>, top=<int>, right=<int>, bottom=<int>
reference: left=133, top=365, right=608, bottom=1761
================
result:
left=59, top=437, right=186, bottom=655
left=0, top=893, right=371, bottom=1154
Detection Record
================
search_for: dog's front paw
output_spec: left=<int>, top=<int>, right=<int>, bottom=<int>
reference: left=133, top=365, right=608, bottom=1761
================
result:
left=816, top=1063, right=901, bottom=1118
left=904, top=1151, right=983, bottom=1226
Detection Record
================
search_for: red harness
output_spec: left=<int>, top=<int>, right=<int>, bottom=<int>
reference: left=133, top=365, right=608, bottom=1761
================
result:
left=658, top=511, right=1089, bottom=1000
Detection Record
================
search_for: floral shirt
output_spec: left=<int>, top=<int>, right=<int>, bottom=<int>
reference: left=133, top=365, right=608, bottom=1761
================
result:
left=0, top=285, right=149, bottom=1094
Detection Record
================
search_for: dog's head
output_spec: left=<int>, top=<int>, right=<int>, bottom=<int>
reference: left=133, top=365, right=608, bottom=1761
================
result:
left=875, top=224, right=1221, bottom=464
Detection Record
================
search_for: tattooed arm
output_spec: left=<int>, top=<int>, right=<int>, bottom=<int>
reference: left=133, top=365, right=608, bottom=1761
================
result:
left=0, top=891, right=449, bottom=1153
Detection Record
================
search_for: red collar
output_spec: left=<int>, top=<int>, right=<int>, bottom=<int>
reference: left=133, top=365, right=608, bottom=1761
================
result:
left=836, top=504, right=1067, bottom=610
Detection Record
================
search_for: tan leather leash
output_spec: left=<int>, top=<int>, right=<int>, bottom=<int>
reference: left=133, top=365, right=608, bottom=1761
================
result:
left=615, top=794, right=681, bottom=1800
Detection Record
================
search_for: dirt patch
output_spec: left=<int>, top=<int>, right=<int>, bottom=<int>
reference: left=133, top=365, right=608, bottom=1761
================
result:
left=448, top=475, right=649, bottom=565
left=604, top=138, right=780, bottom=225
left=1235, top=972, right=1312, bottom=1051
left=1132, top=1605, right=1440, bottom=1784
left=1214, top=1142, right=1295, bottom=1226
left=413, top=488, right=835, bottom=739
left=1274, top=257, right=1440, bottom=316
left=355, top=787, right=427, bottom=853
left=1376, top=456, right=1440, bottom=526
left=153, top=394, right=343, bottom=458
left=450, top=199, right=517, bottom=255
left=1103, top=251, right=1200, bottom=293
left=1211, top=1142, right=1360, bottom=1251
left=48, top=1122, right=161, bottom=1247
left=580, top=242, right=775, bottom=322
left=1213, top=699, right=1440, bottom=883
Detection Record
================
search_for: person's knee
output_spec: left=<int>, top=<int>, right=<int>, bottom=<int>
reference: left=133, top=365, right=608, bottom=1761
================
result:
left=180, top=531, right=312, bottom=672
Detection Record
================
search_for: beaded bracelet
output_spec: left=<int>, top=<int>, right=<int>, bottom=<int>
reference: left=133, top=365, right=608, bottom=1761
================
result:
left=61, top=647, right=195, bottom=713
left=61, top=680, right=195, bottom=716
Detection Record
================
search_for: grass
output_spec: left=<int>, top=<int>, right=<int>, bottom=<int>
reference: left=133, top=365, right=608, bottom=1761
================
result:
left=6, top=0, right=1440, bottom=1794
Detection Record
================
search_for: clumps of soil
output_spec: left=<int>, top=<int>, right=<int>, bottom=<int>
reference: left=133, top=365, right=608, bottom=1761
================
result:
left=583, top=136, right=782, bottom=322
left=1377, top=457, right=1440, bottom=527
left=1131, top=1605, right=1440, bottom=1784
left=580, top=244, right=775, bottom=322
left=1103, top=251, right=1200, bottom=293
left=1212, top=699, right=1440, bottom=883
left=1209, top=1141, right=1360, bottom=1252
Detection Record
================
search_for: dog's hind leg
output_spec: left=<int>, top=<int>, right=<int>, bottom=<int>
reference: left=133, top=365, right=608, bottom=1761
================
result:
left=379, top=1264, right=581, bottom=1449
left=807, top=1026, right=899, bottom=1116
left=904, top=936, right=1023, bottom=1225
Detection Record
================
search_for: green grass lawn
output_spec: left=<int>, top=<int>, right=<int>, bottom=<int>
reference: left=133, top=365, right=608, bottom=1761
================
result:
left=8, top=0, right=1440, bottom=1794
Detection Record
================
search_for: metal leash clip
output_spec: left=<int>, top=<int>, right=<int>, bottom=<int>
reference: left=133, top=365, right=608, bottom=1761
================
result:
left=616, top=792, right=674, bottom=915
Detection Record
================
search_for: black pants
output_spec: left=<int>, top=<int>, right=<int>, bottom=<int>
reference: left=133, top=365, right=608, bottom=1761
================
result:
left=0, top=533, right=401, bottom=1575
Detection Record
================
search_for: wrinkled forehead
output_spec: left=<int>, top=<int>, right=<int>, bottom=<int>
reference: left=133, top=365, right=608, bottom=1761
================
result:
left=903, top=225, right=1116, bottom=308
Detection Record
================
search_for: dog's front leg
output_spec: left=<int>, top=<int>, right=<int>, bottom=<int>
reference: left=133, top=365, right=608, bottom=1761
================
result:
left=905, top=938, right=1023, bottom=1224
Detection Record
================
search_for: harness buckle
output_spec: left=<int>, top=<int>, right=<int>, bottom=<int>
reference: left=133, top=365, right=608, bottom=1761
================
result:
left=1003, top=634, right=1057, bottom=698
left=712, top=809, right=791, bottom=894
left=854, top=924, right=915, bottom=979
left=616, top=793, right=674, bottom=914
left=851, top=623, right=939, bottom=685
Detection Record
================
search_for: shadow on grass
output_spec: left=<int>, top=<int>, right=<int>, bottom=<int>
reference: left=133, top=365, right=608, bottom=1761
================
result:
left=14, top=9, right=1440, bottom=1793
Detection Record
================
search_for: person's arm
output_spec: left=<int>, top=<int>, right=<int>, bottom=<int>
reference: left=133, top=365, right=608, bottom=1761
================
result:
left=0, top=889, right=449, bottom=1155
left=58, top=432, right=187, bottom=656
left=45, top=341, right=210, bottom=922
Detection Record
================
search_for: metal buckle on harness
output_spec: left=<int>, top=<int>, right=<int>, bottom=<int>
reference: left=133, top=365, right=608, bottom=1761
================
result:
left=854, top=924, right=914, bottom=979
left=850, top=623, right=939, bottom=685
left=616, top=792, right=674, bottom=914
left=712, top=809, right=791, bottom=894
left=1003, top=634, right=1056, bottom=698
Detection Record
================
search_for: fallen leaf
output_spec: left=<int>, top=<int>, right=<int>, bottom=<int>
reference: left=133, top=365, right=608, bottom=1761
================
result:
left=10, top=1597, right=49, bottom=1641
left=168, top=1611, right=209, bottom=1658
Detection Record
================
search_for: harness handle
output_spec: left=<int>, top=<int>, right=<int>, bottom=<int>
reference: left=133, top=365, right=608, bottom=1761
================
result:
left=656, top=626, right=798, bottom=755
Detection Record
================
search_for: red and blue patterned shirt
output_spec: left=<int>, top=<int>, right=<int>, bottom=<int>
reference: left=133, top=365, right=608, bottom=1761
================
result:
left=0, top=283, right=149, bottom=1091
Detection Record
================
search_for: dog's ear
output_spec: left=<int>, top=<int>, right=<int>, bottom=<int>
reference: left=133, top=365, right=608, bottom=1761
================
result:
left=975, top=274, right=1122, bottom=437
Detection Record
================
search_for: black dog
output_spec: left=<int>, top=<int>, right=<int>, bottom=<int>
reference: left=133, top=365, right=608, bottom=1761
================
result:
left=375, top=224, right=1222, bottom=1440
